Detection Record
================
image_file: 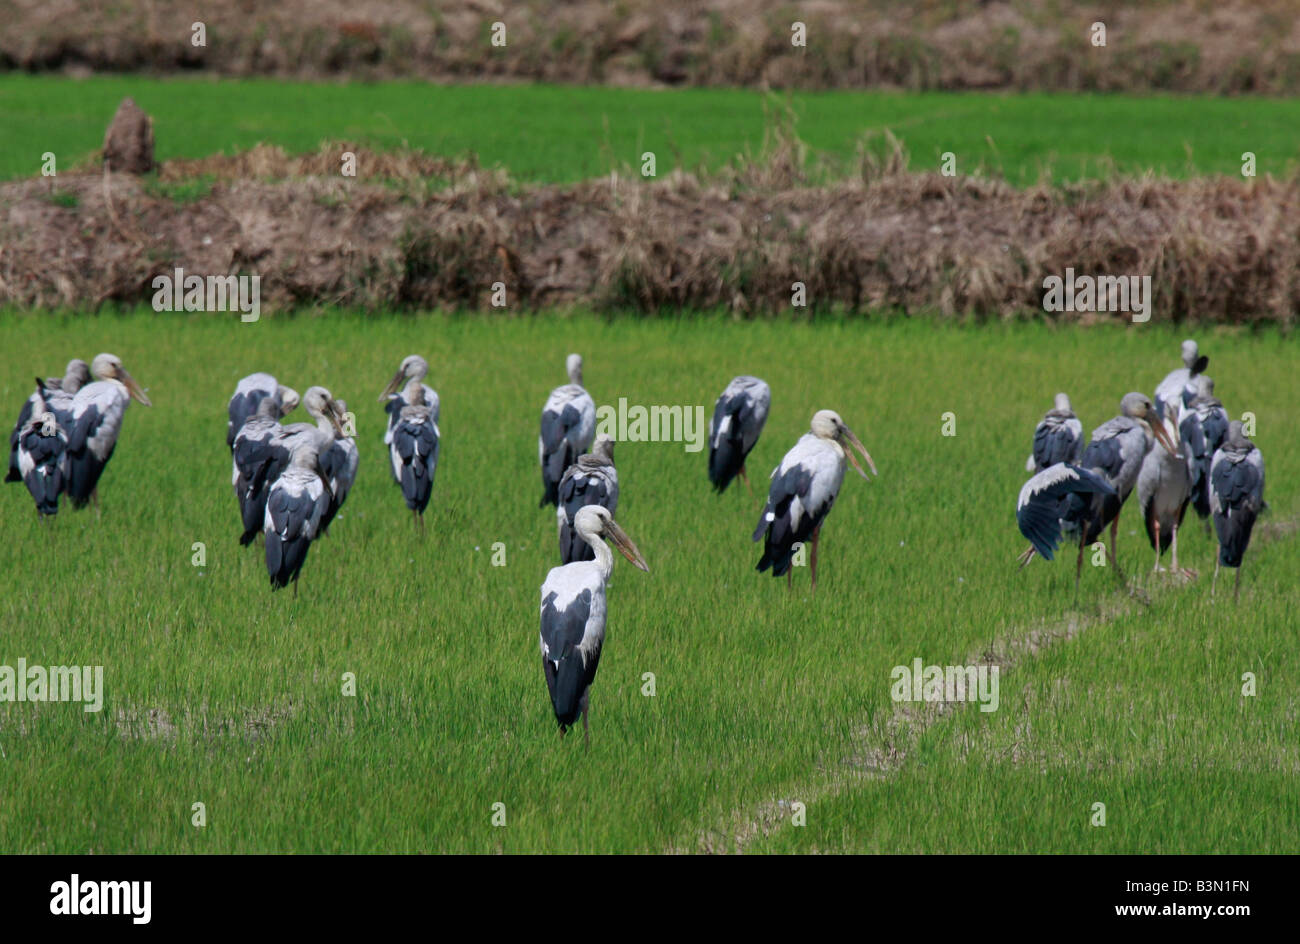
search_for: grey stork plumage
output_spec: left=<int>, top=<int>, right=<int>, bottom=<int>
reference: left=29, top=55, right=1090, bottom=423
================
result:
left=317, top=398, right=358, bottom=535
left=226, top=373, right=299, bottom=450
left=557, top=434, right=618, bottom=564
left=16, top=384, right=69, bottom=518
left=7, top=358, right=89, bottom=484
left=387, top=383, right=440, bottom=525
left=62, top=353, right=152, bottom=510
left=1136, top=401, right=1194, bottom=576
left=1016, top=463, right=1116, bottom=564
left=265, top=432, right=334, bottom=595
left=1025, top=393, right=1084, bottom=473
left=1060, top=392, right=1176, bottom=590
left=1210, top=421, right=1264, bottom=602
left=539, top=353, right=596, bottom=507
left=754, top=410, right=876, bottom=590
left=539, top=505, right=648, bottom=744
left=708, top=375, right=770, bottom=494
left=1181, top=375, right=1230, bottom=521
left=1154, top=339, right=1208, bottom=422
left=379, top=354, right=440, bottom=482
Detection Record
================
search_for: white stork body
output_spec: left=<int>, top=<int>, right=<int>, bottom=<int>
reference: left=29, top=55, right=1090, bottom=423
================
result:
left=62, top=353, right=151, bottom=509
left=753, top=410, right=876, bottom=589
left=539, top=505, right=648, bottom=742
left=557, top=435, right=618, bottom=564
left=1026, top=393, right=1084, bottom=473
left=227, top=373, right=298, bottom=450
left=1210, top=421, right=1264, bottom=601
left=708, top=375, right=770, bottom=493
left=388, top=384, right=440, bottom=521
left=1154, top=339, right=1208, bottom=422
left=265, top=436, right=332, bottom=594
left=380, top=355, right=439, bottom=469
left=1136, top=406, right=1194, bottom=574
left=539, top=354, right=595, bottom=507
left=7, top=359, right=88, bottom=484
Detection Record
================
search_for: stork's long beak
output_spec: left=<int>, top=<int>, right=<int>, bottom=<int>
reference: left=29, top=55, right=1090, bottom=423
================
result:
left=327, top=401, right=346, bottom=437
left=840, top=425, right=877, bottom=479
left=1145, top=407, right=1177, bottom=456
left=604, top=519, right=649, bottom=573
left=379, top=368, right=405, bottom=401
left=119, top=367, right=152, bottom=406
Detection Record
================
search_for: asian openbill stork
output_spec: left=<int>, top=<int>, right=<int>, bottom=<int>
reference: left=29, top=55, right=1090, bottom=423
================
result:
left=1154, top=339, right=1208, bottom=422
left=557, top=434, right=618, bottom=564
left=539, top=505, right=649, bottom=745
left=1210, top=421, right=1264, bottom=602
left=265, top=433, right=333, bottom=596
left=754, top=410, right=876, bottom=590
left=15, top=384, right=69, bottom=518
left=226, top=373, right=298, bottom=450
left=1136, top=401, right=1194, bottom=576
left=317, top=398, right=358, bottom=536
left=539, top=354, right=595, bottom=507
left=1182, top=375, right=1229, bottom=523
left=7, top=358, right=89, bottom=483
left=1060, top=392, right=1176, bottom=591
left=63, top=353, right=152, bottom=510
left=708, top=375, right=770, bottom=494
left=379, top=355, right=440, bottom=479
left=1016, top=463, right=1116, bottom=565
left=387, top=384, right=440, bottom=527
left=1025, top=393, right=1083, bottom=473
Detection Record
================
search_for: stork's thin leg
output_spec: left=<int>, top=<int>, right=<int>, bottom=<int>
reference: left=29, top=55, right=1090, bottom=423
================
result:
left=1152, top=520, right=1161, bottom=573
left=1109, top=517, right=1122, bottom=579
left=810, top=525, right=821, bottom=593
left=739, top=464, right=753, bottom=496
left=786, top=567, right=792, bottom=591
left=1212, top=558, right=1220, bottom=599
left=1075, top=539, right=1085, bottom=595
left=92, top=488, right=100, bottom=518
left=1234, top=564, right=1242, bottom=603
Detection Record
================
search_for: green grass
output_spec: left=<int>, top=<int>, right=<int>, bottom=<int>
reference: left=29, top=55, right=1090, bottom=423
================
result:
left=0, top=311, right=1296, bottom=852
left=3, top=75, right=1300, bottom=185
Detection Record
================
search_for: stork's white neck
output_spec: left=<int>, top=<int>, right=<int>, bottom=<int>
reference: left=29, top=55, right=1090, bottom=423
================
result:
left=404, top=378, right=425, bottom=405
left=580, top=529, right=613, bottom=579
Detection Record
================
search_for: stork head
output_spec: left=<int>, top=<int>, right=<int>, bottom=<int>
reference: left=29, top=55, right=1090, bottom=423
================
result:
left=91, top=353, right=151, bottom=406
left=64, top=359, right=91, bottom=393
left=302, top=386, right=345, bottom=437
left=278, top=385, right=300, bottom=417
left=811, top=410, right=877, bottom=479
left=37, top=410, right=59, bottom=437
left=1192, top=374, right=1214, bottom=400
left=1180, top=339, right=1199, bottom=368
left=1225, top=420, right=1252, bottom=450
left=1053, top=392, right=1072, bottom=413
left=566, top=353, right=584, bottom=386
left=591, top=433, right=615, bottom=462
left=574, top=505, right=648, bottom=572
left=1120, top=391, right=1176, bottom=456
left=379, top=354, right=428, bottom=400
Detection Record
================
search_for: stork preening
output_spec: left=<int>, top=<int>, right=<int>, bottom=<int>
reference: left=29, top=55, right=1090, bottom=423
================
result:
left=1025, top=393, right=1083, bottom=473
left=1136, top=402, right=1194, bottom=576
left=380, top=355, right=440, bottom=480
left=387, top=384, right=440, bottom=525
left=1060, top=392, right=1176, bottom=591
left=754, top=410, right=876, bottom=590
left=708, top=375, right=770, bottom=494
left=264, top=434, right=333, bottom=596
left=1016, top=463, right=1117, bottom=564
left=63, top=353, right=152, bottom=510
left=15, top=385, right=68, bottom=518
left=226, top=373, right=299, bottom=450
left=539, top=354, right=595, bottom=507
left=317, top=398, right=358, bottom=535
left=7, top=358, right=89, bottom=483
left=1210, top=421, right=1264, bottom=602
left=557, top=434, right=618, bottom=564
left=1182, top=375, right=1230, bottom=522
left=539, top=505, right=649, bottom=744
left=1154, top=339, right=1208, bottom=422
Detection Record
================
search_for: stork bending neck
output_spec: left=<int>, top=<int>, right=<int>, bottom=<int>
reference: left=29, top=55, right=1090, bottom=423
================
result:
left=581, top=529, right=614, bottom=579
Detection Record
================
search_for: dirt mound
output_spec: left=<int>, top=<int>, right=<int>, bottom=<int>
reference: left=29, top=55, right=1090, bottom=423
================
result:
left=5, top=0, right=1300, bottom=94
left=2, top=146, right=1296, bottom=323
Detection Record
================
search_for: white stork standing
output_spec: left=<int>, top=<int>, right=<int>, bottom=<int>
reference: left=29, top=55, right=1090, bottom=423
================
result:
left=753, top=410, right=876, bottom=590
left=1182, top=375, right=1230, bottom=524
left=557, top=434, right=618, bottom=564
left=387, top=384, right=440, bottom=527
left=317, top=398, right=358, bottom=536
left=15, top=386, right=68, bottom=519
left=1210, top=421, right=1264, bottom=602
left=7, top=358, right=89, bottom=483
left=708, top=375, right=770, bottom=494
left=379, top=355, right=440, bottom=480
left=226, top=373, right=298, bottom=450
left=1136, top=401, right=1194, bottom=576
left=265, top=434, right=333, bottom=596
left=539, top=505, right=649, bottom=744
left=539, top=353, right=595, bottom=507
left=1060, top=392, right=1176, bottom=590
left=1154, top=339, right=1208, bottom=422
left=1016, top=463, right=1117, bottom=565
left=62, top=353, right=152, bottom=510
left=1025, top=393, right=1084, bottom=473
